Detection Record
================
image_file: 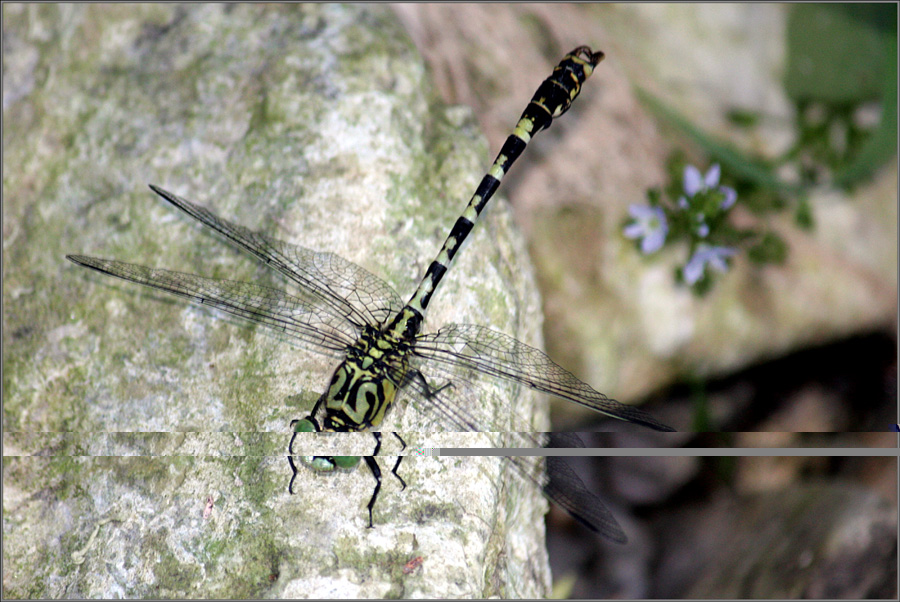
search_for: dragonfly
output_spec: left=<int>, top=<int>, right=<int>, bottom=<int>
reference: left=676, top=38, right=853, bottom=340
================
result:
left=67, top=46, right=673, bottom=537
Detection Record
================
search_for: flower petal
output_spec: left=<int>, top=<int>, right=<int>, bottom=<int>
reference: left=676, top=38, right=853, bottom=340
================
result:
left=720, top=186, right=737, bottom=210
left=683, top=253, right=705, bottom=284
left=642, top=227, right=666, bottom=253
left=704, top=164, right=721, bottom=188
left=628, top=204, right=655, bottom=219
left=623, top=222, right=645, bottom=239
left=683, top=165, right=703, bottom=196
left=706, top=246, right=736, bottom=272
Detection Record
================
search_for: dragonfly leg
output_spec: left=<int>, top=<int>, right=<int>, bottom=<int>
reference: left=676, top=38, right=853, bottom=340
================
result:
left=287, top=420, right=300, bottom=494
left=287, top=455, right=299, bottom=495
left=373, top=432, right=406, bottom=489
left=362, top=455, right=382, bottom=529
left=391, top=432, right=407, bottom=490
left=411, top=369, right=453, bottom=399
left=288, top=419, right=299, bottom=455
left=392, top=432, right=407, bottom=451
left=371, top=431, right=382, bottom=455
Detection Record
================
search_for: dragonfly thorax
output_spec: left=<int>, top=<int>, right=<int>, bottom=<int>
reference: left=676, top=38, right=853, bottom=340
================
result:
left=310, top=325, right=412, bottom=432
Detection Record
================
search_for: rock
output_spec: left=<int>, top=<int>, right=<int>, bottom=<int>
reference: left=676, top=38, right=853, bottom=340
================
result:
left=2, top=4, right=550, bottom=597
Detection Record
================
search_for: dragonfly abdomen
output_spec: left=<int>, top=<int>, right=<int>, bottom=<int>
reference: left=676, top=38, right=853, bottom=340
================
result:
left=402, top=47, right=604, bottom=321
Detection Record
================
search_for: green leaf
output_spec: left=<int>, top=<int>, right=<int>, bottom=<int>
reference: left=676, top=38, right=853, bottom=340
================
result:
left=726, top=108, right=760, bottom=129
left=636, top=88, right=799, bottom=195
left=785, top=4, right=896, bottom=104
left=834, top=33, right=898, bottom=188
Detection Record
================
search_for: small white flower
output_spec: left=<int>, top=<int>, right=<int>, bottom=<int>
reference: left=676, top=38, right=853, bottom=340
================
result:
left=682, top=163, right=737, bottom=210
left=624, top=205, right=668, bottom=254
left=683, top=245, right=736, bottom=284
left=683, top=164, right=715, bottom=196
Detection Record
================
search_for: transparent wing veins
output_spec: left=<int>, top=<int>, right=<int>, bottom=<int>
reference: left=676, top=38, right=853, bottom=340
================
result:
left=149, top=185, right=404, bottom=329
left=66, top=256, right=357, bottom=352
left=414, top=323, right=675, bottom=432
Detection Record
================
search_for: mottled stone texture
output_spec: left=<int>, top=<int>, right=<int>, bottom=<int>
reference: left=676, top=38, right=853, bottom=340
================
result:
left=3, top=4, right=548, bottom=598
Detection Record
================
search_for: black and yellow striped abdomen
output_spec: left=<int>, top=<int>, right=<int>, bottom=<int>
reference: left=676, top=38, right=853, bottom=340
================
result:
left=388, top=47, right=604, bottom=341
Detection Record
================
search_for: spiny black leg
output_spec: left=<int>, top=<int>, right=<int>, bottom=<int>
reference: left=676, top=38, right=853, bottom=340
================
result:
left=392, top=432, right=407, bottom=451
left=287, top=419, right=300, bottom=494
left=363, top=455, right=382, bottom=529
left=362, top=432, right=385, bottom=528
left=412, top=369, right=453, bottom=399
left=288, top=419, right=299, bottom=456
left=411, top=370, right=486, bottom=431
left=390, top=432, right=407, bottom=490
left=287, top=455, right=299, bottom=495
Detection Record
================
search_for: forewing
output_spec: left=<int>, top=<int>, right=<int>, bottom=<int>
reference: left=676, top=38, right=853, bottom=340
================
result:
left=66, top=256, right=358, bottom=352
left=149, top=185, right=404, bottom=329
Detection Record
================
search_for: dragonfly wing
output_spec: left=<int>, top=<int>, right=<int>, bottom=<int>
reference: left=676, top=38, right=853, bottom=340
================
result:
left=393, top=361, right=492, bottom=432
left=542, top=455, right=627, bottom=543
left=149, top=185, right=405, bottom=329
left=500, top=433, right=627, bottom=543
left=397, top=354, right=550, bottom=434
left=414, top=323, right=675, bottom=432
left=546, top=431, right=586, bottom=449
left=66, top=256, right=358, bottom=352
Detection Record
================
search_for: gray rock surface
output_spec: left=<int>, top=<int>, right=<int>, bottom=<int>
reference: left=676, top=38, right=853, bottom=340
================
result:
left=3, top=4, right=550, bottom=597
left=679, top=482, right=897, bottom=599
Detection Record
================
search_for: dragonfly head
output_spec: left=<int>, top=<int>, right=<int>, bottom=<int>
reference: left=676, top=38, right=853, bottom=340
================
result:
left=289, top=417, right=361, bottom=472
left=292, top=417, right=321, bottom=433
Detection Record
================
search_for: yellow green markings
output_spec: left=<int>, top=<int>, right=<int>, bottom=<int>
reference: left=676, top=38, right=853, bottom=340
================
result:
left=512, top=118, right=534, bottom=143
left=461, top=203, right=479, bottom=223
left=488, top=160, right=506, bottom=181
